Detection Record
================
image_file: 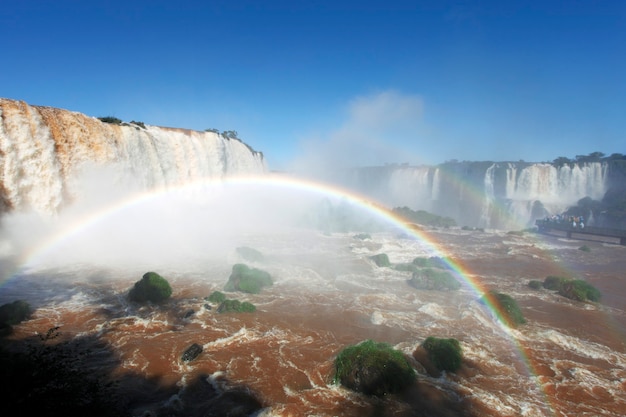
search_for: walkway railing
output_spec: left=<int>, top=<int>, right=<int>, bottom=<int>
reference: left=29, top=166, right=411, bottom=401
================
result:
left=535, top=220, right=626, bottom=245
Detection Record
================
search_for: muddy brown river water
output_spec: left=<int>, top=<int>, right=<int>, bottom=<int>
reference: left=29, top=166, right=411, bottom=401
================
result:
left=1, top=227, right=625, bottom=416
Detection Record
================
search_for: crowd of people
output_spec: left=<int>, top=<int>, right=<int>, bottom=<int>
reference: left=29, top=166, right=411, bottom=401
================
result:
left=543, top=214, right=585, bottom=228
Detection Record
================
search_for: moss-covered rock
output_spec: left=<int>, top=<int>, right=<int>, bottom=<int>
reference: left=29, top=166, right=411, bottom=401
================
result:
left=0, top=300, right=32, bottom=335
left=206, top=291, right=227, bottom=304
left=543, top=275, right=569, bottom=290
left=528, top=280, right=543, bottom=290
left=393, top=263, right=420, bottom=273
left=236, top=246, right=265, bottom=262
left=421, top=337, right=463, bottom=372
left=224, top=264, right=272, bottom=294
left=482, top=290, right=526, bottom=327
left=0, top=300, right=32, bottom=326
left=128, top=272, right=172, bottom=303
left=369, top=253, right=390, bottom=267
left=216, top=299, right=256, bottom=313
left=558, top=279, right=601, bottom=302
left=407, top=268, right=460, bottom=291
left=412, top=256, right=450, bottom=269
left=542, top=276, right=601, bottom=302
left=333, top=339, right=415, bottom=396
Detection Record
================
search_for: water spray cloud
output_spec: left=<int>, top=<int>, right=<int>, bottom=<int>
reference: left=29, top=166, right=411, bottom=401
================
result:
left=0, top=172, right=557, bottom=415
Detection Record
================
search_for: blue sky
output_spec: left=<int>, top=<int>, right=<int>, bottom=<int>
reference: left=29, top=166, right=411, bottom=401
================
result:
left=1, top=0, right=624, bottom=171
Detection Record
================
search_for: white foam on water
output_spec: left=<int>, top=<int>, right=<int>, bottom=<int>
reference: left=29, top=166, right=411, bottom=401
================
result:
left=203, top=327, right=258, bottom=350
left=541, top=329, right=626, bottom=366
left=418, top=302, right=450, bottom=320
left=370, top=310, right=385, bottom=325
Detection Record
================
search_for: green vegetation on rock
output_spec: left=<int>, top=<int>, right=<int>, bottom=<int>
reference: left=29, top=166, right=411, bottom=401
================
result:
left=236, top=246, right=265, bottom=262
left=393, top=263, right=419, bottom=273
left=543, top=275, right=569, bottom=290
left=369, top=253, right=391, bottom=267
left=528, top=280, right=543, bottom=290
left=333, top=339, right=415, bottom=396
left=559, top=279, right=601, bottom=302
left=482, top=290, right=526, bottom=327
left=0, top=300, right=32, bottom=334
left=98, top=116, right=123, bottom=124
left=206, top=291, right=226, bottom=304
left=542, top=276, right=601, bottom=302
left=0, top=300, right=32, bottom=326
left=421, top=336, right=463, bottom=372
left=407, top=268, right=460, bottom=291
left=224, top=264, right=272, bottom=294
left=216, top=299, right=256, bottom=313
left=128, top=271, right=172, bottom=303
left=393, top=206, right=457, bottom=228
left=578, top=245, right=591, bottom=252
left=412, top=256, right=450, bottom=269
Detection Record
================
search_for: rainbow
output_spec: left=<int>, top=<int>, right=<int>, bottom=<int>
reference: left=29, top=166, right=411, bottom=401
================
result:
left=4, top=172, right=557, bottom=415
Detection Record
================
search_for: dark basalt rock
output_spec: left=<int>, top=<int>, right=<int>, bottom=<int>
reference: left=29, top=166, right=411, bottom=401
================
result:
left=181, top=343, right=203, bottom=362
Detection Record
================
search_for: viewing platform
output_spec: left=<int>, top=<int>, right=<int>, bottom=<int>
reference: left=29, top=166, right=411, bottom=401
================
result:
left=535, top=220, right=626, bottom=246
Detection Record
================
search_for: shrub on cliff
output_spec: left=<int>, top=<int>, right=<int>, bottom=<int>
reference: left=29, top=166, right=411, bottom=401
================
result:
left=528, top=280, right=543, bottom=290
left=98, top=116, right=122, bottom=124
left=224, top=264, right=272, bottom=294
left=407, top=268, right=460, bottom=291
left=482, top=291, right=526, bottom=327
left=421, top=337, right=463, bottom=372
left=128, top=272, right=172, bottom=303
left=333, top=339, right=415, bottom=396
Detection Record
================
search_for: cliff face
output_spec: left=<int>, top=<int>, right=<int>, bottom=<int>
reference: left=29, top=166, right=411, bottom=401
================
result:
left=0, top=98, right=267, bottom=215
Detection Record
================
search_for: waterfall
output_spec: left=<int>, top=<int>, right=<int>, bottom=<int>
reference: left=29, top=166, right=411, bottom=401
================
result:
left=0, top=98, right=267, bottom=215
left=388, top=166, right=435, bottom=211
left=348, top=160, right=609, bottom=229
left=478, top=164, right=496, bottom=227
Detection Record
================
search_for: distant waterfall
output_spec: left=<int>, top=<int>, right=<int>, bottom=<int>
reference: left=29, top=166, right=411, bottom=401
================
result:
left=0, top=98, right=267, bottom=215
left=478, top=164, right=496, bottom=228
left=347, top=161, right=609, bottom=229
